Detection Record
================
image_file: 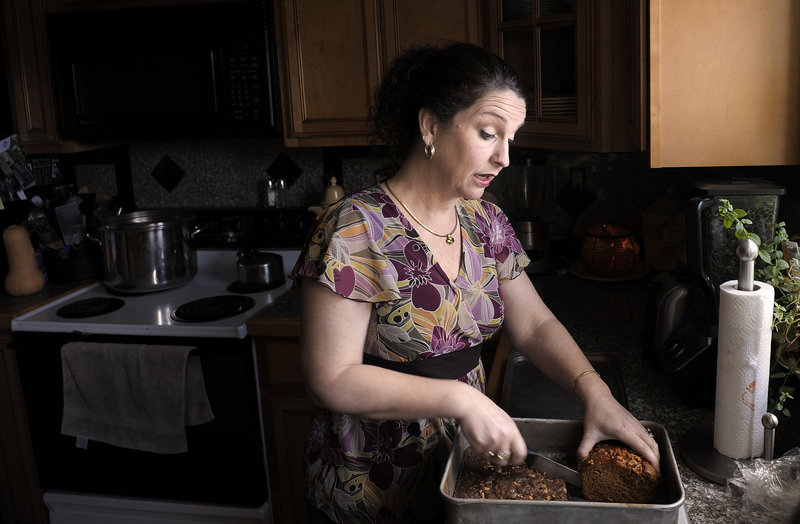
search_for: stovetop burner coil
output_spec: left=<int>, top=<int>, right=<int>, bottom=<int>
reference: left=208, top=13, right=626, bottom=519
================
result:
left=171, top=295, right=256, bottom=323
left=57, top=297, right=126, bottom=319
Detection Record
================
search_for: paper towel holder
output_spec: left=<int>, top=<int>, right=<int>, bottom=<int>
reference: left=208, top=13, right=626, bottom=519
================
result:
left=678, top=238, right=766, bottom=484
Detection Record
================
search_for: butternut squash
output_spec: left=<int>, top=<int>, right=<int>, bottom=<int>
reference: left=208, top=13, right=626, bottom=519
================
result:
left=3, top=225, right=45, bottom=296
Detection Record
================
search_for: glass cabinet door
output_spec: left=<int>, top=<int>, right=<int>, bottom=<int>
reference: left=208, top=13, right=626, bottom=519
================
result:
left=491, top=0, right=590, bottom=144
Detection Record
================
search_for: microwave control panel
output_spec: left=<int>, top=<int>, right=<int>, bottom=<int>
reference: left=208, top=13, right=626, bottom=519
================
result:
left=221, top=42, right=269, bottom=123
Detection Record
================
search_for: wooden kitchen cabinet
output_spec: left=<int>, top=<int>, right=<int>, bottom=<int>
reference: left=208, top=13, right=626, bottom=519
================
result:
left=486, top=0, right=646, bottom=152
left=1, top=0, right=117, bottom=154
left=0, top=325, right=48, bottom=524
left=251, top=317, right=314, bottom=524
left=1, top=0, right=62, bottom=153
left=273, top=0, right=483, bottom=147
left=44, top=0, right=240, bottom=10
left=649, top=0, right=800, bottom=167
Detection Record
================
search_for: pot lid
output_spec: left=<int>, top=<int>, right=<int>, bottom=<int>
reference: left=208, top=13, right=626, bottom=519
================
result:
left=100, top=209, right=194, bottom=230
left=693, top=177, right=786, bottom=196
left=237, top=248, right=283, bottom=264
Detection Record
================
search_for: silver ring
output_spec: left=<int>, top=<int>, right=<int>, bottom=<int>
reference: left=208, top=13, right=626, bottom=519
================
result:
left=495, top=450, right=511, bottom=461
left=644, top=428, right=654, bottom=439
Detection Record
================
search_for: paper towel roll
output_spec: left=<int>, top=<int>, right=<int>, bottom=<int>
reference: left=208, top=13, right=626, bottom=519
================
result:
left=713, top=279, right=774, bottom=459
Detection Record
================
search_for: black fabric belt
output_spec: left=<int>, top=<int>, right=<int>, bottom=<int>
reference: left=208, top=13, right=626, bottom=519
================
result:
left=362, top=343, right=482, bottom=380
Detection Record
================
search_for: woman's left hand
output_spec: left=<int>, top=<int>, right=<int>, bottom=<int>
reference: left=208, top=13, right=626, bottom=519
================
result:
left=577, top=387, right=661, bottom=475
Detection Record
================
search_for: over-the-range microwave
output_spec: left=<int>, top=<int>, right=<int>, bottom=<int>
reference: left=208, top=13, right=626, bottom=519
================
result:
left=47, top=0, right=281, bottom=141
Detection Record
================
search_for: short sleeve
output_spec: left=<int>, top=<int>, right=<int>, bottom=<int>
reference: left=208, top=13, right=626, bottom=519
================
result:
left=291, top=196, right=402, bottom=303
left=463, top=199, right=530, bottom=282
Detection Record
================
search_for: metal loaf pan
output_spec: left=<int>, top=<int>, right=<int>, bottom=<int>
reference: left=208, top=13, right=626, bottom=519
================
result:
left=440, top=418, right=685, bottom=524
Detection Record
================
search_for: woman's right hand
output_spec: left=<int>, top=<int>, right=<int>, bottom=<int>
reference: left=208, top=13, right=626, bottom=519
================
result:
left=451, top=382, right=527, bottom=465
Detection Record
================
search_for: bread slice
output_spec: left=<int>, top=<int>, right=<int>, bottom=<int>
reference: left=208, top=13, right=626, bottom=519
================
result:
left=580, top=442, right=659, bottom=503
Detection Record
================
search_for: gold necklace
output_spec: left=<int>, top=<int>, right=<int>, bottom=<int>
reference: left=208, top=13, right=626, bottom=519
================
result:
left=384, top=181, right=459, bottom=245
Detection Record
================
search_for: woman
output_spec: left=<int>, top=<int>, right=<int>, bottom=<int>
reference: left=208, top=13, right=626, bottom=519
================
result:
left=292, top=42, right=660, bottom=523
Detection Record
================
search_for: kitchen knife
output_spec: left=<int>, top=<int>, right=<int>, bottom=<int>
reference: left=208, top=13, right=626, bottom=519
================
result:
left=54, top=198, right=85, bottom=246
left=526, top=450, right=582, bottom=488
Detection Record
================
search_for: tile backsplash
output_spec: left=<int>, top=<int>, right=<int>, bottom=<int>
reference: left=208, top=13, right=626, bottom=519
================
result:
left=71, top=136, right=800, bottom=256
left=73, top=137, right=393, bottom=211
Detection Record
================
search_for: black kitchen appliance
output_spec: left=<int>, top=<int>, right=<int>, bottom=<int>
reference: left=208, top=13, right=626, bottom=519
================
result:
left=47, top=0, right=281, bottom=141
left=648, top=178, right=786, bottom=406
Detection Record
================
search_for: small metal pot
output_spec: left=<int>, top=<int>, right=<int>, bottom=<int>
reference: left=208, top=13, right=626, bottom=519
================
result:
left=236, top=248, right=285, bottom=288
left=98, top=209, right=198, bottom=293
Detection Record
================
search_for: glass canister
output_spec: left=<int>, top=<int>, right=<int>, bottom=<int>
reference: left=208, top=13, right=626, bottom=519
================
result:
left=688, top=178, right=786, bottom=294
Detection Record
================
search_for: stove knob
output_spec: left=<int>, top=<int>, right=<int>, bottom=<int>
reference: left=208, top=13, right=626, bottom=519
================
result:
left=230, top=216, right=246, bottom=233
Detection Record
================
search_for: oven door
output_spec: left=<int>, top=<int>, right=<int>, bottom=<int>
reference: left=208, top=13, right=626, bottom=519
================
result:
left=13, top=331, right=268, bottom=508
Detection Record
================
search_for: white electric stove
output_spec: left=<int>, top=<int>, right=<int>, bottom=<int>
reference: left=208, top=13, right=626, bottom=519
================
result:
left=11, top=242, right=302, bottom=524
left=12, top=248, right=300, bottom=337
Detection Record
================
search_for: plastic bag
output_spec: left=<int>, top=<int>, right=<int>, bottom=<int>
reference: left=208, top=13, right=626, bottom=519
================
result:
left=728, top=447, right=800, bottom=520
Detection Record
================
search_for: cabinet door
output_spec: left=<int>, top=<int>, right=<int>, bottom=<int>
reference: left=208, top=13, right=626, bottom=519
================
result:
left=45, top=0, right=220, bottom=11
left=488, top=0, right=589, bottom=144
left=268, top=396, right=314, bottom=524
left=274, top=0, right=483, bottom=147
left=649, top=0, right=800, bottom=167
left=254, top=333, right=314, bottom=524
left=1, top=0, right=61, bottom=151
left=0, top=341, right=49, bottom=524
left=380, top=0, right=482, bottom=64
left=274, top=0, right=382, bottom=147
left=487, top=0, right=645, bottom=152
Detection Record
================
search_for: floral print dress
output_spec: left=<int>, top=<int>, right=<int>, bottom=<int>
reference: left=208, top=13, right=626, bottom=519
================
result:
left=292, top=185, right=529, bottom=523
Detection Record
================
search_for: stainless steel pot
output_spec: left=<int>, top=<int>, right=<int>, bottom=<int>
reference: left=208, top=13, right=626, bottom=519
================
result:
left=236, top=248, right=284, bottom=288
left=98, top=210, right=198, bottom=293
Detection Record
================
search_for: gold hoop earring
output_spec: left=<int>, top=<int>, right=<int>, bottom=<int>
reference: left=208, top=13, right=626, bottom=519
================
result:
left=424, top=143, right=435, bottom=159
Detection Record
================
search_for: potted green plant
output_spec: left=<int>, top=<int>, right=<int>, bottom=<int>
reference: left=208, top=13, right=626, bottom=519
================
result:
left=718, top=199, right=799, bottom=421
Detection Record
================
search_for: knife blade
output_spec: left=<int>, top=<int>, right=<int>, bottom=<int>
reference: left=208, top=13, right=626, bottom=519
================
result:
left=526, top=450, right=582, bottom=488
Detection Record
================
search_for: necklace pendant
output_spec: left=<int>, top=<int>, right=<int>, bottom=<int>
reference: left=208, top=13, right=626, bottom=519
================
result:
left=446, top=234, right=455, bottom=245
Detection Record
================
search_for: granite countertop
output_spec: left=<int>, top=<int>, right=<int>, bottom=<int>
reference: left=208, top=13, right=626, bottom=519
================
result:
left=531, top=270, right=788, bottom=524
left=258, top=271, right=797, bottom=523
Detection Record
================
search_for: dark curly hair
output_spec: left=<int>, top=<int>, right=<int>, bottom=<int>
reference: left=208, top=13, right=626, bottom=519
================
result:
left=369, top=42, right=525, bottom=159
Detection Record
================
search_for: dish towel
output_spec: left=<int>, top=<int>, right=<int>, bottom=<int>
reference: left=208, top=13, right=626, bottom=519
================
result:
left=60, top=342, right=215, bottom=454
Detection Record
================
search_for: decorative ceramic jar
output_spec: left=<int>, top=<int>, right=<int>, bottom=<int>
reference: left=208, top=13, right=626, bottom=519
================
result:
left=580, top=223, right=639, bottom=276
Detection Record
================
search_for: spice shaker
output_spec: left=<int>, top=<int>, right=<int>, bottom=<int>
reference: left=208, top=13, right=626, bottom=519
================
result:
left=275, top=177, right=286, bottom=208
left=259, top=173, right=277, bottom=208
